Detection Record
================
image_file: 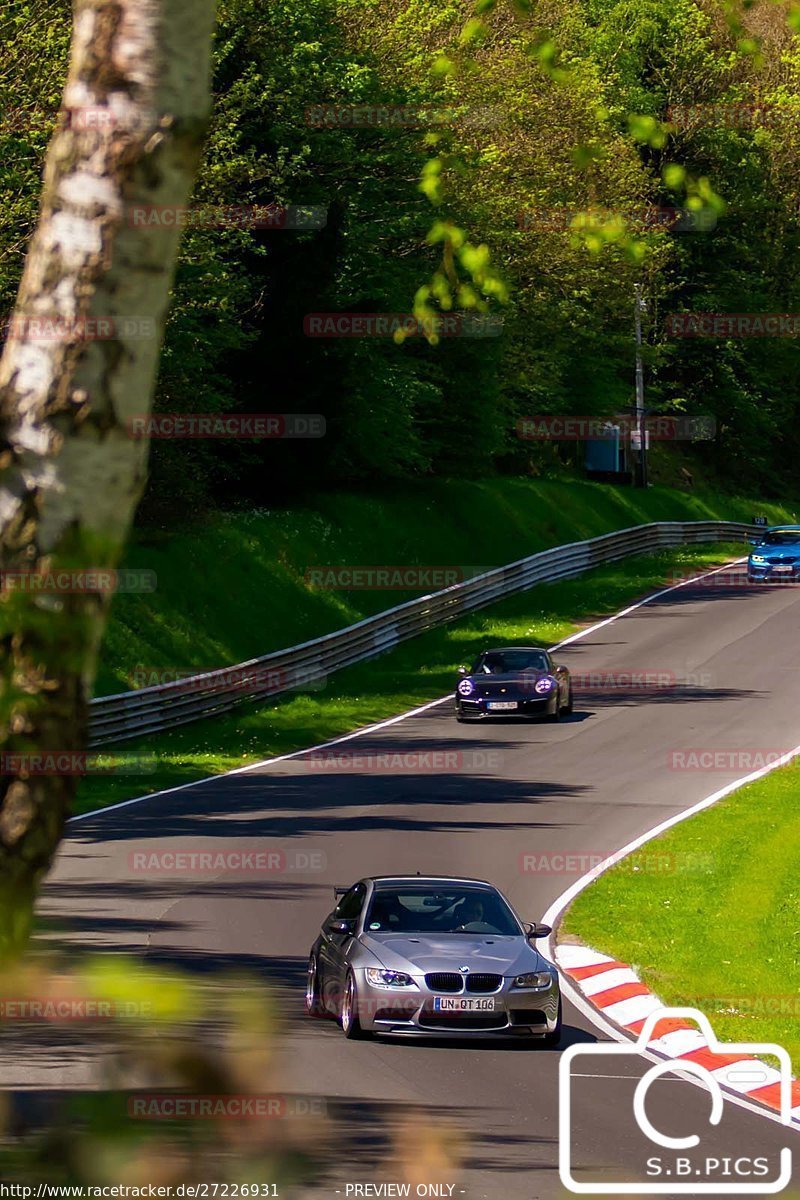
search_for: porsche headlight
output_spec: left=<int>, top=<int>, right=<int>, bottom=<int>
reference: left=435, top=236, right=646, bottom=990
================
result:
left=750, top=555, right=766, bottom=564
left=534, top=676, right=557, bottom=695
left=457, top=678, right=475, bottom=696
left=512, top=972, right=553, bottom=989
left=365, top=968, right=417, bottom=988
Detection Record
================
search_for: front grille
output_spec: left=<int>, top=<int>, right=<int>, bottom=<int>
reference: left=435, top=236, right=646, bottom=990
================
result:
left=465, top=974, right=503, bottom=994
left=767, top=558, right=798, bottom=565
left=425, top=972, right=463, bottom=993
left=419, top=1014, right=508, bottom=1031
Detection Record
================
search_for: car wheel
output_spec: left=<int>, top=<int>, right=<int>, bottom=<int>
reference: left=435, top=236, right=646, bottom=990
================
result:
left=541, top=998, right=563, bottom=1047
left=562, top=686, right=573, bottom=716
left=305, top=953, right=325, bottom=1017
left=547, top=699, right=561, bottom=723
left=339, top=971, right=368, bottom=1039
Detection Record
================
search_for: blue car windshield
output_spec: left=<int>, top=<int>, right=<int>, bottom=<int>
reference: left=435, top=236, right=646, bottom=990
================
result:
left=365, top=887, right=521, bottom=936
left=759, top=531, right=800, bottom=545
left=473, top=650, right=549, bottom=674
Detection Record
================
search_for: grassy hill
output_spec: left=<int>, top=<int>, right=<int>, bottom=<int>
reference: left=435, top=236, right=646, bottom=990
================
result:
left=98, top=479, right=793, bottom=696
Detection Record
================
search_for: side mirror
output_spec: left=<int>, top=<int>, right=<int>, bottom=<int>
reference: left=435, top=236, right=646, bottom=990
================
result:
left=457, top=665, right=469, bottom=677
left=747, top=538, right=761, bottom=546
left=525, top=922, right=552, bottom=940
left=330, top=918, right=356, bottom=936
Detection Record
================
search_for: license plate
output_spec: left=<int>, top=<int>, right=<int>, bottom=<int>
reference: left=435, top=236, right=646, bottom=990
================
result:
left=773, top=565, right=793, bottom=573
left=433, top=996, right=495, bottom=1012
left=487, top=701, right=518, bottom=710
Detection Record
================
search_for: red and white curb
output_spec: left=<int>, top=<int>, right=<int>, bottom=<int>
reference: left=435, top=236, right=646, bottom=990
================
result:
left=555, top=943, right=800, bottom=1128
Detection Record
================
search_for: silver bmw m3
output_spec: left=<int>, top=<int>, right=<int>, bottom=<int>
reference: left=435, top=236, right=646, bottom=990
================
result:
left=305, top=875, right=562, bottom=1044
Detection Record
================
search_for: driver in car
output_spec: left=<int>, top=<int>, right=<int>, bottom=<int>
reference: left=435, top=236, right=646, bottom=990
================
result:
left=455, top=897, right=486, bottom=929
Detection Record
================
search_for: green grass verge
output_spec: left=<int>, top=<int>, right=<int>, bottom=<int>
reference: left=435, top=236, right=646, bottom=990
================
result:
left=98, top=479, right=793, bottom=697
left=77, top=542, right=743, bottom=816
left=563, top=764, right=800, bottom=1069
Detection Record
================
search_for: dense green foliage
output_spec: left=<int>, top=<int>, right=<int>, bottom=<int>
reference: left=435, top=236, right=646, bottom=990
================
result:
left=2, top=0, right=800, bottom=513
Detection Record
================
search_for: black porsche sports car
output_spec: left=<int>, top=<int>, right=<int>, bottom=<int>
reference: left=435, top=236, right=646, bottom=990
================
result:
left=455, top=646, right=573, bottom=722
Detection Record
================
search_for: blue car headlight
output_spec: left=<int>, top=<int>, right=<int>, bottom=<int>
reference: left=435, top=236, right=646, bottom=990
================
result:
left=750, top=555, right=766, bottom=564
left=458, top=678, right=474, bottom=696
left=534, top=676, right=557, bottom=695
left=365, top=968, right=417, bottom=988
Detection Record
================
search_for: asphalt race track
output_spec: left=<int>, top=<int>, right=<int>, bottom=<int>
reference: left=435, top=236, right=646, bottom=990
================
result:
left=7, top=564, right=800, bottom=1198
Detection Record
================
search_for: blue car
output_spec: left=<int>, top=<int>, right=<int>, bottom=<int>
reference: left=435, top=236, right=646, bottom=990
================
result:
left=748, top=525, right=800, bottom=583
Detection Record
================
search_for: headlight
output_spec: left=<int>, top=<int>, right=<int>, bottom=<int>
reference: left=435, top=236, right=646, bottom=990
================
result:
left=365, top=968, right=417, bottom=988
left=750, top=555, right=766, bottom=564
left=512, top=972, right=553, bottom=989
left=534, top=676, right=557, bottom=694
left=457, top=678, right=474, bottom=696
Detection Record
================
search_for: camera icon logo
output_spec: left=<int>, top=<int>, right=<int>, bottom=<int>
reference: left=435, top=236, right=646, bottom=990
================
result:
left=559, top=1007, right=793, bottom=1194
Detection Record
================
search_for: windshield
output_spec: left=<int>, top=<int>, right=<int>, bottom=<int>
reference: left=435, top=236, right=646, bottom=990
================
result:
left=759, top=530, right=800, bottom=546
left=364, top=887, right=522, bottom=936
left=472, top=650, right=549, bottom=674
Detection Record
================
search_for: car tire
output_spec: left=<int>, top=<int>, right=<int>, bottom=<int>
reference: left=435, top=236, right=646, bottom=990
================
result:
left=339, top=971, right=368, bottom=1039
left=562, top=687, right=573, bottom=716
left=305, top=953, right=325, bottom=1017
left=547, top=700, right=561, bottom=723
left=541, top=998, right=563, bottom=1047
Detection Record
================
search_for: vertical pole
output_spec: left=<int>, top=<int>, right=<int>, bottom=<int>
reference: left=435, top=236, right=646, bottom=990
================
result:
left=634, top=283, right=647, bottom=487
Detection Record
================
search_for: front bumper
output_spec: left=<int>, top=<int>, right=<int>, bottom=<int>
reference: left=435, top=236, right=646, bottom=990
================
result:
left=352, top=972, right=560, bottom=1037
left=748, top=561, right=800, bottom=582
left=456, top=694, right=557, bottom=718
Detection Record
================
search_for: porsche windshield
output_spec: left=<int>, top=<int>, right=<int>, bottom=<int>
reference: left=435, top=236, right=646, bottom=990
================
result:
left=473, top=650, right=549, bottom=674
left=365, top=887, right=522, bottom=936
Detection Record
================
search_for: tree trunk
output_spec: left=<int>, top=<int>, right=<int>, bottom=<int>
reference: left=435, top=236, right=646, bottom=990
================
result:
left=0, top=0, right=216, bottom=961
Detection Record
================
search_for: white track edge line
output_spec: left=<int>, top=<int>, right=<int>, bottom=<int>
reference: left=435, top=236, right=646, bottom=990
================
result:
left=68, top=556, right=743, bottom=824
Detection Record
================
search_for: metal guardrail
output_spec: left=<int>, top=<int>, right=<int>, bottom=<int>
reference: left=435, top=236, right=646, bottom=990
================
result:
left=89, top=520, right=752, bottom=745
